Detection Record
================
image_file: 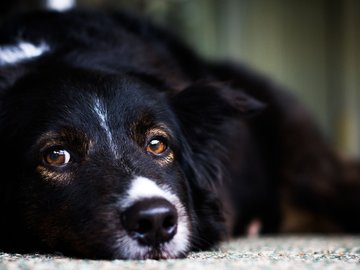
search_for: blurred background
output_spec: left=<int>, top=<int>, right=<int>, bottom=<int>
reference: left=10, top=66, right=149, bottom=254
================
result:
left=1, top=0, right=359, bottom=157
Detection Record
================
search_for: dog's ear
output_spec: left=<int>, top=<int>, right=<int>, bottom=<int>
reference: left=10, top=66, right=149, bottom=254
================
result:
left=172, top=82, right=265, bottom=131
left=171, top=82, right=265, bottom=184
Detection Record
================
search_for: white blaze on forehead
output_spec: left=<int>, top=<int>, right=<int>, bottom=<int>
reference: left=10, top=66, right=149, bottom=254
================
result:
left=117, top=176, right=191, bottom=258
left=93, top=98, right=119, bottom=158
left=0, top=42, right=49, bottom=66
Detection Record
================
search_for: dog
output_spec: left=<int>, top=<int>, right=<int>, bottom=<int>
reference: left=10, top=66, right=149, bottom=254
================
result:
left=0, top=10, right=359, bottom=260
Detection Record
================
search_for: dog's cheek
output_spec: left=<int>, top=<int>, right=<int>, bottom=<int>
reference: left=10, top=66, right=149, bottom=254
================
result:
left=18, top=176, right=117, bottom=257
left=19, top=182, right=76, bottom=250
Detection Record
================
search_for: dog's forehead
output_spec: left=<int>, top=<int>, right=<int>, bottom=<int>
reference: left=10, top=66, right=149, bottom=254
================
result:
left=15, top=67, right=167, bottom=111
left=79, top=75, right=171, bottom=123
left=5, top=67, right=175, bottom=139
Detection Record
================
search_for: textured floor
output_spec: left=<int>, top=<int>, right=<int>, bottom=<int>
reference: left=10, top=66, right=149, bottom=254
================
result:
left=1, top=236, right=360, bottom=270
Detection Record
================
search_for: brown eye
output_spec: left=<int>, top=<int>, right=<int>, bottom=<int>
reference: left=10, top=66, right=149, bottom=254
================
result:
left=146, top=138, right=167, bottom=155
left=45, top=149, right=71, bottom=166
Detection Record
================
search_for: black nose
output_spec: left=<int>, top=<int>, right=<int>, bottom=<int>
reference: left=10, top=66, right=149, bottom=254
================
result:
left=121, top=198, right=178, bottom=246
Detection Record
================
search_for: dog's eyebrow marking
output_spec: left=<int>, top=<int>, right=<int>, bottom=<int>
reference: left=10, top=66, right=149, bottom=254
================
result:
left=93, top=98, right=119, bottom=158
left=0, top=41, right=49, bottom=66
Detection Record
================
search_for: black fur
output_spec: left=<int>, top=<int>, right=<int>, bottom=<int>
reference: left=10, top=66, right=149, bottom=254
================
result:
left=0, top=10, right=359, bottom=260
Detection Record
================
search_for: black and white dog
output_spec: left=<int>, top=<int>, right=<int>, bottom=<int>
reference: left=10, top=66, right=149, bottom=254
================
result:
left=0, top=10, right=359, bottom=260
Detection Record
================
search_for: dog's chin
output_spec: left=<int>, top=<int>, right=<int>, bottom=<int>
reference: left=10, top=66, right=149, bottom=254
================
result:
left=112, top=235, right=189, bottom=260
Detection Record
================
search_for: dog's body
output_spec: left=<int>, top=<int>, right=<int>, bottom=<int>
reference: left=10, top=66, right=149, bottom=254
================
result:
left=0, top=10, right=359, bottom=260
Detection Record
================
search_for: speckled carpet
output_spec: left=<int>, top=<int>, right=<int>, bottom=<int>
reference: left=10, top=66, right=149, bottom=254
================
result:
left=1, top=236, right=360, bottom=270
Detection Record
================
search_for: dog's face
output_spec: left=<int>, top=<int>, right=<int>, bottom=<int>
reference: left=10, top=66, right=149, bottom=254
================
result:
left=0, top=38, right=263, bottom=259
left=1, top=64, right=191, bottom=259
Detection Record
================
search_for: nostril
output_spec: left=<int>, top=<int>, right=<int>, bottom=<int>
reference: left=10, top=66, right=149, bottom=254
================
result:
left=121, top=198, right=178, bottom=246
left=136, top=219, right=153, bottom=235
left=163, top=215, right=175, bottom=229
left=160, top=214, right=177, bottom=242
left=163, top=214, right=177, bottom=233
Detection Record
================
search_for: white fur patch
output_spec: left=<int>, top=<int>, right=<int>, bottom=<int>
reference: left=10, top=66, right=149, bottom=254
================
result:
left=93, top=98, right=119, bottom=158
left=0, top=42, right=49, bottom=66
left=116, top=176, right=190, bottom=259
left=46, top=0, right=75, bottom=11
left=122, top=176, right=175, bottom=208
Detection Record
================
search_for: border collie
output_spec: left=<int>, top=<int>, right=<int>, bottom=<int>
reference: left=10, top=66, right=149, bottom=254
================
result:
left=0, top=10, right=359, bottom=260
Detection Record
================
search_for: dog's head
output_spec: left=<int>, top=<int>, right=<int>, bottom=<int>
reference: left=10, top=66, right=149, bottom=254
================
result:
left=0, top=37, right=263, bottom=259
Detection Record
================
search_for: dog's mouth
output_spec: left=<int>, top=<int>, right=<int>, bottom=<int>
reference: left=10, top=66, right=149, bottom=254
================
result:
left=139, top=247, right=188, bottom=260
